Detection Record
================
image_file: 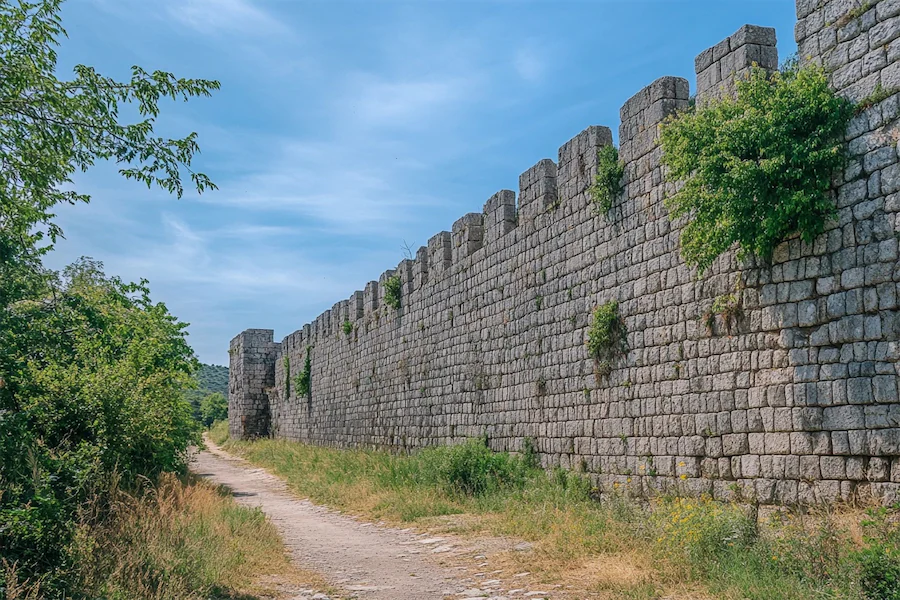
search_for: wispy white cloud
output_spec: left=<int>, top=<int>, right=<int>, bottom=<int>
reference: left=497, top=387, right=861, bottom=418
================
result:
left=166, top=0, right=288, bottom=37
left=342, top=74, right=474, bottom=129
left=102, top=213, right=365, bottom=299
left=197, top=138, right=439, bottom=233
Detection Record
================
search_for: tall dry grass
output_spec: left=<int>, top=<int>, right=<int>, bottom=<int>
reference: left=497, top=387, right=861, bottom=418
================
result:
left=2, top=472, right=301, bottom=600
left=74, top=473, right=297, bottom=599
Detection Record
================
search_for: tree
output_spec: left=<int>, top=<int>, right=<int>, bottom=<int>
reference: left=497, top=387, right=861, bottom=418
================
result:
left=0, top=0, right=218, bottom=318
left=1, top=260, right=200, bottom=588
left=200, top=391, right=228, bottom=427
left=0, top=0, right=219, bottom=593
left=660, top=64, right=852, bottom=274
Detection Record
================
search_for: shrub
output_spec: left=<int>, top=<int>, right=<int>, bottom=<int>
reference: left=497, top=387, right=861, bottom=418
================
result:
left=586, top=300, right=627, bottom=374
left=704, top=292, right=742, bottom=335
left=200, top=392, right=227, bottom=427
left=653, top=497, right=758, bottom=569
left=384, top=276, right=402, bottom=310
left=342, top=320, right=353, bottom=335
left=294, top=346, right=312, bottom=398
left=419, top=439, right=531, bottom=496
left=590, top=145, right=624, bottom=214
left=660, top=64, right=853, bottom=273
left=1, top=261, right=200, bottom=595
left=855, top=544, right=900, bottom=600
left=521, top=436, right=540, bottom=470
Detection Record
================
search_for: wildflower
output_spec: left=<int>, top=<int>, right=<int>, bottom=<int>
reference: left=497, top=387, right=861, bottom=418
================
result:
left=680, top=474, right=688, bottom=480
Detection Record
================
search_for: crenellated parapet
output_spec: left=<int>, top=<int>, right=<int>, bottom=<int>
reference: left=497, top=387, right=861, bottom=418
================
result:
left=695, top=24, right=778, bottom=103
left=229, top=2, right=900, bottom=505
left=482, top=190, right=516, bottom=247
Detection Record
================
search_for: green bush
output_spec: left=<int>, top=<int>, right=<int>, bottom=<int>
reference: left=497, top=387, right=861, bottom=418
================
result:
left=200, top=392, right=227, bottom=427
left=586, top=300, right=627, bottom=374
left=384, top=275, right=402, bottom=310
left=342, top=320, right=354, bottom=335
left=1, top=261, right=201, bottom=594
left=660, top=64, right=853, bottom=273
left=856, top=544, right=900, bottom=600
left=418, top=439, right=531, bottom=496
left=590, top=145, right=624, bottom=214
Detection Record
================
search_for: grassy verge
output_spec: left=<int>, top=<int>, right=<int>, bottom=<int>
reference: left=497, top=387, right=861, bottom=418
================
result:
left=2, top=470, right=331, bottom=600
left=212, top=424, right=900, bottom=600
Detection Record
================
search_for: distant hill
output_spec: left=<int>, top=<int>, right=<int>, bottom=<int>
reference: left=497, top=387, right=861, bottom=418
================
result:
left=185, top=363, right=229, bottom=422
left=197, top=363, right=229, bottom=396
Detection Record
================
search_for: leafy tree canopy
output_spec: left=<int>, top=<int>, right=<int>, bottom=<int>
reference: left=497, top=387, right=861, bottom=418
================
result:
left=200, top=391, right=227, bottom=427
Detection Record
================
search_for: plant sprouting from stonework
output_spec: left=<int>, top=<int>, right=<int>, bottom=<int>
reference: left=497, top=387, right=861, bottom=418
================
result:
left=660, top=64, right=853, bottom=274
left=295, top=346, right=312, bottom=398
left=283, top=355, right=291, bottom=397
left=704, top=292, right=743, bottom=336
left=586, top=300, right=627, bottom=377
left=590, top=145, right=624, bottom=214
left=384, top=275, right=402, bottom=310
left=342, top=320, right=354, bottom=335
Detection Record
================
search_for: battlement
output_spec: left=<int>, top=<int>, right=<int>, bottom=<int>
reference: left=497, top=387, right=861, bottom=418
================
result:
left=229, top=1, right=900, bottom=505
left=695, top=24, right=778, bottom=102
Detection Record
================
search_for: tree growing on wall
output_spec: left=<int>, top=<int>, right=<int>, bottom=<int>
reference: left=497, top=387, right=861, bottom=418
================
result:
left=660, top=64, right=853, bottom=274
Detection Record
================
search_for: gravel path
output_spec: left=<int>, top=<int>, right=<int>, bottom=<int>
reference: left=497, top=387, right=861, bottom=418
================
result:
left=191, top=440, right=548, bottom=600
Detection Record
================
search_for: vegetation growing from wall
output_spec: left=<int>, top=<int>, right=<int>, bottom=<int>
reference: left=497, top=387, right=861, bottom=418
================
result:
left=660, top=64, right=853, bottom=273
left=295, top=346, right=312, bottom=398
left=590, top=145, right=624, bottom=214
left=384, top=275, right=402, bottom=310
left=342, top=319, right=354, bottom=335
left=704, top=292, right=743, bottom=336
left=283, top=355, right=291, bottom=397
left=586, top=300, right=627, bottom=375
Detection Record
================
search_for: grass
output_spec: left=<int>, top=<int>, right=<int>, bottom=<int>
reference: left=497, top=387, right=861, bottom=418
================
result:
left=212, top=425, right=900, bottom=600
left=2, top=466, right=331, bottom=600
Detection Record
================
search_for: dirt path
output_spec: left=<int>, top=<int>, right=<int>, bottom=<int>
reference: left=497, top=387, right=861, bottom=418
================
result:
left=191, top=440, right=555, bottom=600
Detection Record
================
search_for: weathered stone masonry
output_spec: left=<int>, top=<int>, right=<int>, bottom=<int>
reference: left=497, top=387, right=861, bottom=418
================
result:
left=230, top=0, right=900, bottom=505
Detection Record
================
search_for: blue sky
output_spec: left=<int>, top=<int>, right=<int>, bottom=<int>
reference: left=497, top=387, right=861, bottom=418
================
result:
left=48, top=0, right=798, bottom=366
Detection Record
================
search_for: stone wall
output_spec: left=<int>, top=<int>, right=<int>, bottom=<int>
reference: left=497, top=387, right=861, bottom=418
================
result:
left=229, top=1, right=900, bottom=505
left=228, top=329, right=279, bottom=439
